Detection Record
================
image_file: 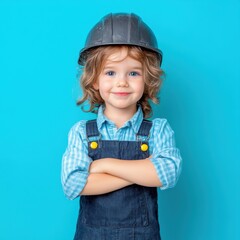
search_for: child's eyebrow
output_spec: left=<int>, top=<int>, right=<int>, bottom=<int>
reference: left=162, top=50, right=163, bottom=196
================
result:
left=103, top=66, right=114, bottom=69
left=131, top=67, right=143, bottom=70
left=103, top=66, right=143, bottom=70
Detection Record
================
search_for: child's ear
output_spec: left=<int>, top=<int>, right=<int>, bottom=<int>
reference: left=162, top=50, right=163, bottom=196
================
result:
left=93, top=82, right=99, bottom=90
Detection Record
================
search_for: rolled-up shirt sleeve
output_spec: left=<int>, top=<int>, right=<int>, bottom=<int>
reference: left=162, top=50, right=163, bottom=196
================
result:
left=149, top=119, right=182, bottom=190
left=61, top=121, right=92, bottom=200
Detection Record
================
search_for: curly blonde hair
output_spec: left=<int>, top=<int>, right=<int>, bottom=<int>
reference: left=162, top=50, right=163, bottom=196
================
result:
left=77, top=45, right=164, bottom=118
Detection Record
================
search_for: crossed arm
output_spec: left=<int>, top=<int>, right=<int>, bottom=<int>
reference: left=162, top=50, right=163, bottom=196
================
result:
left=62, top=120, right=181, bottom=199
left=80, top=158, right=162, bottom=195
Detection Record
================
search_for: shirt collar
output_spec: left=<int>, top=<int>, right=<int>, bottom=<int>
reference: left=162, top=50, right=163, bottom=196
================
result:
left=96, top=105, right=108, bottom=129
left=96, top=105, right=144, bottom=134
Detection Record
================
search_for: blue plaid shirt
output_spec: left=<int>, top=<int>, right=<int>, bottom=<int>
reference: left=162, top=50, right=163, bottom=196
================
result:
left=61, top=106, right=182, bottom=200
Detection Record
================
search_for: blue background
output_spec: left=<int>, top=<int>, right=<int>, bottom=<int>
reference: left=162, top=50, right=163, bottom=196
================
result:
left=0, top=0, right=239, bottom=239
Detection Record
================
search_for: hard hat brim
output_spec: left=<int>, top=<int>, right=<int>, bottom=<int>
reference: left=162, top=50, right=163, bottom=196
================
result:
left=78, top=43, right=162, bottom=66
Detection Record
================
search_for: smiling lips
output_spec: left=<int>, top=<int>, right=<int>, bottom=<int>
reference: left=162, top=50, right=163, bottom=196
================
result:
left=112, top=92, right=131, bottom=97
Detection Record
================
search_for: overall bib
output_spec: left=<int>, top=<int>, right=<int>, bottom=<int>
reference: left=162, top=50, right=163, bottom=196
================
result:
left=74, top=120, right=161, bottom=240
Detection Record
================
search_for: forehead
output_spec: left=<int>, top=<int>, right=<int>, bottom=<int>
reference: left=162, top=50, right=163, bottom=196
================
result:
left=104, top=48, right=142, bottom=67
left=106, top=48, right=128, bottom=61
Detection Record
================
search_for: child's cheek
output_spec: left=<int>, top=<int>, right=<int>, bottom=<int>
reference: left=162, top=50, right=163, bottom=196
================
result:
left=100, top=81, right=112, bottom=91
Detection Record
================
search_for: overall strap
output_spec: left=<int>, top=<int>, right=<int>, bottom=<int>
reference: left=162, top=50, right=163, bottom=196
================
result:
left=86, top=120, right=99, bottom=138
left=137, top=119, right=152, bottom=137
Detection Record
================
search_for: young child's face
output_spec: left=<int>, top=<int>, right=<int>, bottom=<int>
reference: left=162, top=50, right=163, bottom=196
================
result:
left=94, top=48, right=144, bottom=114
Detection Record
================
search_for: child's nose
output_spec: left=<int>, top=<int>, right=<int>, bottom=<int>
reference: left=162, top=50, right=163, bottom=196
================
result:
left=116, top=75, right=129, bottom=87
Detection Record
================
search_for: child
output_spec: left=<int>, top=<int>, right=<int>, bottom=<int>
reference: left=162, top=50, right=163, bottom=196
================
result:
left=61, top=13, right=182, bottom=240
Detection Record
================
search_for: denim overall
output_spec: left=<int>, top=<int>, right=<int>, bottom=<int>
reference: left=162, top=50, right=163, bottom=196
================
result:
left=74, top=120, right=161, bottom=240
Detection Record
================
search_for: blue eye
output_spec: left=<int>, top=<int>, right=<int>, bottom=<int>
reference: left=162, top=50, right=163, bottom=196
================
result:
left=129, top=71, right=140, bottom=76
left=106, top=71, right=115, bottom=76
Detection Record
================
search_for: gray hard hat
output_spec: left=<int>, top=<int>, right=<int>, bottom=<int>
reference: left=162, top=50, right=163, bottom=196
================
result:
left=78, top=13, right=162, bottom=66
